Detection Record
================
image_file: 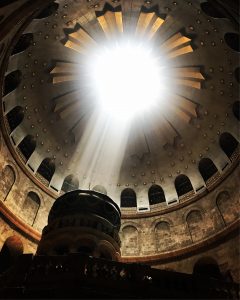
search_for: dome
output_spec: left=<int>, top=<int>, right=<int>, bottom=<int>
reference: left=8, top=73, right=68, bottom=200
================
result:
left=0, top=0, right=239, bottom=282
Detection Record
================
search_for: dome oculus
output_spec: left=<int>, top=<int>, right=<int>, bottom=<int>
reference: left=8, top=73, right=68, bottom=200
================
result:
left=51, top=4, right=204, bottom=144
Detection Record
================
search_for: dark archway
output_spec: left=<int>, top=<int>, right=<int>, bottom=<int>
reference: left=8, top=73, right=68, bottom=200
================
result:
left=18, top=135, right=36, bottom=161
left=61, top=175, right=79, bottom=193
left=224, top=32, right=240, bottom=52
left=219, top=132, right=239, bottom=160
left=37, top=158, right=55, bottom=183
left=120, top=188, right=137, bottom=208
left=0, top=236, right=23, bottom=274
left=148, top=185, right=166, bottom=205
left=175, top=175, right=194, bottom=197
left=232, top=101, right=239, bottom=121
left=193, top=257, right=222, bottom=279
left=3, top=70, right=22, bottom=96
left=35, top=3, right=59, bottom=19
left=6, top=106, right=24, bottom=132
left=200, top=1, right=225, bottom=18
left=11, top=33, right=33, bottom=55
left=198, top=158, right=218, bottom=182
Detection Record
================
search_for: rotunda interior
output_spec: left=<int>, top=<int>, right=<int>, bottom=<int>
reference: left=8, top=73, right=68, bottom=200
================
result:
left=0, top=0, right=239, bottom=284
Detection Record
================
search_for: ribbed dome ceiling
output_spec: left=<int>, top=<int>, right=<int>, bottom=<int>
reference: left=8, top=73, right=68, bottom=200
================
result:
left=1, top=0, right=239, bottom=212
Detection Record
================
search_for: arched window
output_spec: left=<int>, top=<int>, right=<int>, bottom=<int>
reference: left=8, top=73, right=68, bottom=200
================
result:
left=232, top=101, right=240, bottom=121
left=148, top=185, right=166, bottom=205
left=92, top=185, right=107, bottom=195
left=155, top=221, right=173, bottom=251
left=122, top=225, right=139, bottom=255
left=61, top=175, right=79, bottom=193
left=18, top=135, right=36, bottom=161
left=186, top=210, right=205, bottom=242
left=22, top=192, right=40, bottom=226
left=120, top=188, right=137, bottom=208
left=175, top=175, right=194, bottom=197
left=3, top=70, right=22, bottom=96
left=193, top=257, right=222, bottom=279
left=224, top=33, right=240, bottom=52
left=198, top=158, right=218, bottom=182
left=0, top=165, right=15, bottom=201
left=219, top=132, right=239, bottom=160
left=200, top=2, right=225, bottom=18
left=35, top=3, right=59, bottom=19
left=37, top=158, right=55, bottom=183
left=6, top=106, right=24, bottom=132
left=11, top=33, right=33, bottom=55
left=0, top=236, right=23, bottom=274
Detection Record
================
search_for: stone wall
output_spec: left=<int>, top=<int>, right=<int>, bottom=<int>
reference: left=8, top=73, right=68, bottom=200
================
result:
left=0, top=130, right=55, bottom=232
left=0, top=127, right=239, bottom=283
left=153, top=232, right=240, bottom=283
left=0, top=215, right=37, bottom=254
left=120, top=166, right=239, bottom=257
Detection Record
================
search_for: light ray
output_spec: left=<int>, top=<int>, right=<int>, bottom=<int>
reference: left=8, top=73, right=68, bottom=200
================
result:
left=50, top=4, right=205, bottom=191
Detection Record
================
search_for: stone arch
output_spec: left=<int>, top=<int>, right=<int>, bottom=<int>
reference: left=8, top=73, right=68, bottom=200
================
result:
left=154, top=221, right=174, bottom=252
left=11, top=33, right=33, bottom=55
left=92, top=185, right=107, bottom=195
left=37, top=158, right=55, bottom=184
left=219, top=132, right=239, bottom=161
left=6, top=106, right=24, bottom=132
left=198, top=158, right=219, bottom=183
left=150, top=217, right=174, bottom=233
left=0, top=165, right=15, bottom=201
left=148, top=184, right=166, bottom=205
left=121, top=225, right=140, bottom=256
left=0, top=236, right=23, bottom=273
left=3, top=70, right=22, bottom=96
left=121, top=221, right=143, bottom=233
left=216, top=191, right=238, bottom=225
left=22, top=191, right=41, bottom=226
left=193, top=257, right=222, bottom=279
left=186, top=209, right=207, bottom=242
left=61, top=175, right=79, bottom=193
left=120, top=188, right=137, bottom=208
left=175, top=174, right=194, bottom=198
left=18, top=135, right=36, bottom=162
